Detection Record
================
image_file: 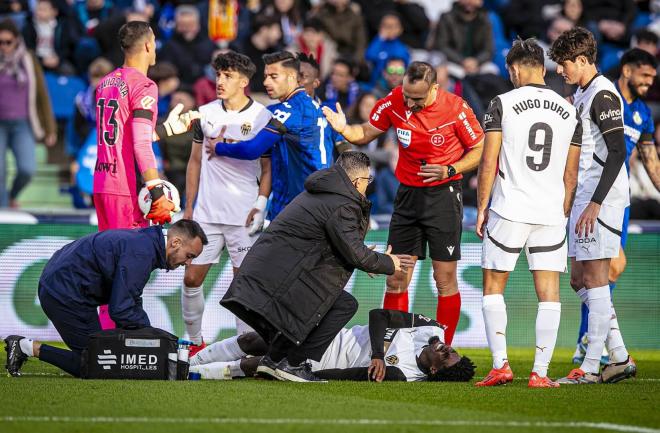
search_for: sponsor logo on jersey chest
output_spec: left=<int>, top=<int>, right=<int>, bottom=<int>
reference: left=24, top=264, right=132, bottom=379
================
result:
left=397, top=128, right=412, bottom=147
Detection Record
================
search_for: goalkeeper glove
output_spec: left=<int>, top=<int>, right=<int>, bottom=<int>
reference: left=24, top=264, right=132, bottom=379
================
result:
left=146, top=181, right=175, bottom=225
left=246, top=195, right=268, bottom=235
left=162, top=103, right=200, bottom=136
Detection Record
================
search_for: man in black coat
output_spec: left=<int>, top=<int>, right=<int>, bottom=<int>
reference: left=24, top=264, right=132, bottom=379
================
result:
left=220, top=151, right=414, bottom=382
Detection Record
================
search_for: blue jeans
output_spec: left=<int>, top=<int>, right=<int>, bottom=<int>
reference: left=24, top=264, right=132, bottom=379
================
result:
left=0, top=119, right=36, bottom=207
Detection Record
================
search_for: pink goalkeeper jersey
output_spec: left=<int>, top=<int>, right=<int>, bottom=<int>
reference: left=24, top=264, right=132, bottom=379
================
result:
left=93, top=67, right=158, bottom=196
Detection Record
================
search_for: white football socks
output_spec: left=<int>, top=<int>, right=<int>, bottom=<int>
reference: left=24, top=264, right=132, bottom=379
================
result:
left=482, top=294, right=508, bottom=369
left=189, top=335, right=246, bottom=366
left=182, top=284, right=205, bottom=345
left=19, top=338, right=34, bottom=357
left=532, top=302, right=561, bottom=378
left=606, top=304, right=629, bottom=363
left=582, top=285, right=611, bottom=374
left=189, top=360, right=244, bottom=379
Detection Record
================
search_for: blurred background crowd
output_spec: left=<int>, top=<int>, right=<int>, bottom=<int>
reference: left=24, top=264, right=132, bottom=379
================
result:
left=0, top=0, right=659, bottom=219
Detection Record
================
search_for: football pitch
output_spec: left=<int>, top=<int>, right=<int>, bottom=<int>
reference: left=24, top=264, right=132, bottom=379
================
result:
left=1, top=346, right=659, bottom=433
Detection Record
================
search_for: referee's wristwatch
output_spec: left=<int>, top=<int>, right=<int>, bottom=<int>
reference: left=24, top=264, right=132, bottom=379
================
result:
left=446, top=165, right=457, bottom=178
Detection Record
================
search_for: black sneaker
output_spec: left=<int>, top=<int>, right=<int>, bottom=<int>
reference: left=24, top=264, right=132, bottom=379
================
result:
left=256, top=355, right=280, bottom=380
left=274, top=359, right=327, bottom=383
left=4, top=335, right=28, bottom=377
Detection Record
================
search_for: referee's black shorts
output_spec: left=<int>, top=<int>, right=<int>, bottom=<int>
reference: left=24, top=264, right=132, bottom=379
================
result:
left=388, top=180, right=463, bottom=261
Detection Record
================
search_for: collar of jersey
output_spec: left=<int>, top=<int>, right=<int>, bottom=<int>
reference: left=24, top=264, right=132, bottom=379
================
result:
left=580, top=72, right=601, bottom=91
left=282, top=87, right=306, bottom=102
left=220, top=97, right=254, bottom=113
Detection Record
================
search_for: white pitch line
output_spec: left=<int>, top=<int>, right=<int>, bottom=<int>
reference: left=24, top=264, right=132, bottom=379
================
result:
left=511, top=378, right=660, bottom=382
left=1, top=417, right=659, bottom=433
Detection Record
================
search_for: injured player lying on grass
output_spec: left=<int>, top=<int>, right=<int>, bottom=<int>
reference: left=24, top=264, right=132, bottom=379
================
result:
left=189, top=309, right=476, bottom=382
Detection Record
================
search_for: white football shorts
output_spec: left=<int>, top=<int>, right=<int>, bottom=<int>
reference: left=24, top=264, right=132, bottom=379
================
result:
left=192, top=222, right=258, bottom=267
left=482, top=210, right=568, bottom=272
left=568, top=203, right=624, bottom=261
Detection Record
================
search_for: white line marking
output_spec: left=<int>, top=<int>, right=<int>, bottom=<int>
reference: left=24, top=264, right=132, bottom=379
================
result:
left=1, top=417, right=659, bottom=432
left=512, top=378, right=660, bottom=382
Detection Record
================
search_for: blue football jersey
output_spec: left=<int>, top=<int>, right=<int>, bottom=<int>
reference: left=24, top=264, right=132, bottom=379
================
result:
left=616, top=82, right=655, bottom=172
left=268, top=88, right=332, bottom=219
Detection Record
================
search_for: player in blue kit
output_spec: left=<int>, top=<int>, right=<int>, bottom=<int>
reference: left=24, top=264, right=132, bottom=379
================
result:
left=573, top=48, right=660, bottom=364
left=208, top=51, right=331, bottom=220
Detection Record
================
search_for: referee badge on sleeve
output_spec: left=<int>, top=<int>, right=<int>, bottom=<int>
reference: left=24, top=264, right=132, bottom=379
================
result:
left=396, top=128, right=412, bottom=148
left=241, top=122, right=252, bottom=136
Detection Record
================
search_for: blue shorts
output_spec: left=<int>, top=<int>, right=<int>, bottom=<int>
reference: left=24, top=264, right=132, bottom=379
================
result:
left=620, top=206, right=630, bottom=248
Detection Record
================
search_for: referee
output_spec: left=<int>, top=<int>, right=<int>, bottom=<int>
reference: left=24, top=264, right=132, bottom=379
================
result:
left=323, top=62, right=484, bottom=345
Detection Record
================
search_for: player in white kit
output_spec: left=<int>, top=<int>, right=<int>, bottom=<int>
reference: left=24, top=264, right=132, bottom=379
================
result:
left=188, top=309, right=476, bottom=382
left=474, top=39, right=582, bottom=388
left=182, top=52, right=273, bottom=355
left=549, top=27, right=636, bottom=384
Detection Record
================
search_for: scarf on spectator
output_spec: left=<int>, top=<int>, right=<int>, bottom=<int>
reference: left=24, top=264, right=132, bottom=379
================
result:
left=0, top=38, right=28, bottom=84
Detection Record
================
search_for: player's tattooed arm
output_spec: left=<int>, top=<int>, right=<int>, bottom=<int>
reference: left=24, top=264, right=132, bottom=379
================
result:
left=636, top=139, right=660, bottom=191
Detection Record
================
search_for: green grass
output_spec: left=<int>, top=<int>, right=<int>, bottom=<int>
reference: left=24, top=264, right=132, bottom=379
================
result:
left=1, top=346, right=659, bottom=433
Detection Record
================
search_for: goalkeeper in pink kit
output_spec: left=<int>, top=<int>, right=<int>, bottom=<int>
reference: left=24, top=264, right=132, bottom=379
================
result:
left=94, top=21, right=198, bottom=328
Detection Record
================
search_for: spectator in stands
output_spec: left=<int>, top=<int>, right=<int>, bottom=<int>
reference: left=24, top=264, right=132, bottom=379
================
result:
left=22, top=0, right=78, bottom=75
left=148, top=61, right=180, bottom=119
left=193, top=48, right=225, bottom=107
left=92, top=6, right=155, bottom=68
left=346, top=92, right=397, bottom=214
left=431, top=0, right=497, bottom=78
left=538, top=16, right=578, bottom=97
left=582, top=0, right=637, bottom=47
left=502, top=0, right=546, bottom=40
left=261, top=0, right=304, bottom=46
left=73, top=0, right=113, bottom=36
left=562, top=0, right=586, bottom=27
left=158, top=5, right=216, bottom=86
left=605, top=29, right=660, bottom=81
left=288, top=18, right=337, bottom=80
left=435, top=62, right=484, bottom=122
left=371, top=56, right=406, bottom=99
left=365, top=12, right=410, bottom=86
left=312, top=0, right=366, bottom=63
left=159, top=89, right=194, bottom=206
left=320, top=58, right=361, bottom=111
left=232, top=14, right=282, bottom=95
left=0, top=18, right=56, bottom=208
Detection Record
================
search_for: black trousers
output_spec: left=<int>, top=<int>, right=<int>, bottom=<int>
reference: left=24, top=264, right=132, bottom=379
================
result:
left=232, top=291, right=358, bottom=365
left=37, top=286, right=101, bottom=377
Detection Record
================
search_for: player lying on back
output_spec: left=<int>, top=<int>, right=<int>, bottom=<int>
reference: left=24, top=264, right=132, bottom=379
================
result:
left=475, top=38, right=582, bottom=388
left=188, top=309, right=476, bottom=382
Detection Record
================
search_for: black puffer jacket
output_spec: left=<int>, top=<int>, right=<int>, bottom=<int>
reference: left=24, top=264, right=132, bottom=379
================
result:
left=221, top=165, right=395, bottom=344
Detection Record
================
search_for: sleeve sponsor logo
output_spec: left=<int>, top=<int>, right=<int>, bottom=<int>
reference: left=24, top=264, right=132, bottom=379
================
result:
left=458, top=112, right=477, bottom=140
left=140, top=95, right=156, bottom=110
left=483, top=113, right=494, bottom=124
left=372, top=100, right=392, bottom=123
left=599, top=108, right=622, bottom=122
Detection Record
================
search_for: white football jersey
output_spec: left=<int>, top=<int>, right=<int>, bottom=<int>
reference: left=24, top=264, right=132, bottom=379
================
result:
left=484, top=84, right=581, bottom=225
left=192, top=99, right=272, bottom=225
left=572, top=75, right=629, bottom=208
left=314, top=324, right=444, bottom=382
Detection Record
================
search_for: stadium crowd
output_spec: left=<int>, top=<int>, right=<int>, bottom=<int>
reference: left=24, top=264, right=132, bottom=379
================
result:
left=0, top=0, right=659, bottom=218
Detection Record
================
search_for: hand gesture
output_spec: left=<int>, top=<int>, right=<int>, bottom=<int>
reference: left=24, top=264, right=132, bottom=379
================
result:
left=163, top=103, right=201, bottom=136
left=205, top=126, right=228, bottom=160
left=575, top=201, right=601, bottom=238
left=417, top=164, right=448, bottom=183
left=476, top=208, right=489, bottom=239
left=368, top=358, right=385, bottom=382
left=322, top=103, right=347, bottom=134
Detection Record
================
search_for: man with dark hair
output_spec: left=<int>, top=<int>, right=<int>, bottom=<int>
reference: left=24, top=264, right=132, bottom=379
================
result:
left=94, top=20, right=199, bottom=329
left=190, top=309, right=475, bottom=382
left=573, top=47, right=660, bottom=366
left=219, top=151, right=414, bottom=382
left=210, top=51, right=334, bottom=220
left=475, top=38, right=582, bottom=388
left=320, top=58, right=360, bottom=111
left=323, top=61, right=485, bottom=346
left=4, top=219, right=207, bottom=378
left=549, top=27, right=636, bottom=385
left=183, top=51, right=273, bottom=354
